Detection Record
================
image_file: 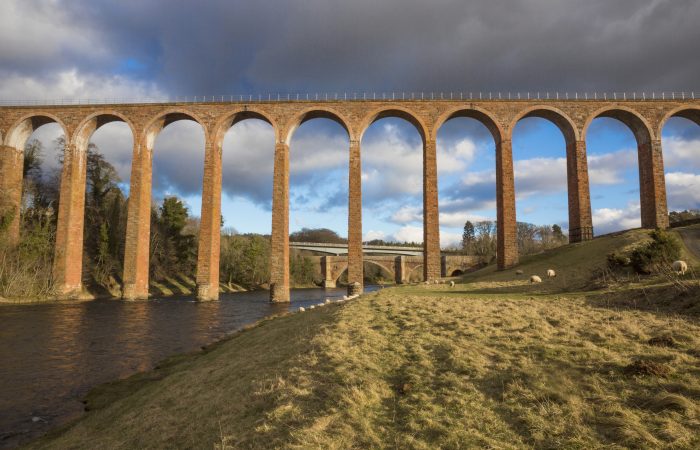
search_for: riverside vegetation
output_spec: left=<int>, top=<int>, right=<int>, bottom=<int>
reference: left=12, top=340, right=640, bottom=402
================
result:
left=29, top=225, right=700, bottom=448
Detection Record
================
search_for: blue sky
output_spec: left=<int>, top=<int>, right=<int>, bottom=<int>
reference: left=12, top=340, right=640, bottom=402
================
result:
left=5, top=0, right=700, bottom=247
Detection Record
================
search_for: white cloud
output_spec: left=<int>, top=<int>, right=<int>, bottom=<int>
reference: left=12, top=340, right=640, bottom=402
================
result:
left=437, top=138, right=476, bottom=174
left=0, top=69, right=165, bottom=102
left=390, top=205, right=422, bottom=224
left=390, top=225, right=423, bottom=244
left=663, top=137, right=700, bottom=171
left=665, top=171, right=700, bottom=211
left=363, top=230, right=386, bottom=241
left=592, top=202, right=641, bottom=234
left=588, top=149, right=637, bottom=184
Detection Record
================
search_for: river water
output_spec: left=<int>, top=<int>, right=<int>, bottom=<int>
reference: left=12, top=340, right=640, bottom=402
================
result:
left=0, top=287, right=376, bottom=448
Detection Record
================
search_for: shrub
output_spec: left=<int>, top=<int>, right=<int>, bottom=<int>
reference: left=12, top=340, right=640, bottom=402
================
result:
left=630, top=229, right=681, bottom=274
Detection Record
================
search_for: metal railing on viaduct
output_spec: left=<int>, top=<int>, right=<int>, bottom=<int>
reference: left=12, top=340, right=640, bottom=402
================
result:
left=1, top=97, right=698, bottom=301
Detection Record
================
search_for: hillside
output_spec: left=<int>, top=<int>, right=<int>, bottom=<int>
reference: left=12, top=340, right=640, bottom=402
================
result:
left=31, top=228, right=700, bottom=449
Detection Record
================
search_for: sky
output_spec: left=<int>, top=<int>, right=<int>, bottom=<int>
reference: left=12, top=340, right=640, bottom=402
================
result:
left=3, top=0, right=700, bottom=247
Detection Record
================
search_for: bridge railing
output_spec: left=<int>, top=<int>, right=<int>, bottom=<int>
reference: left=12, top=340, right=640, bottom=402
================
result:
left=0, top=91, right=697, bottom=106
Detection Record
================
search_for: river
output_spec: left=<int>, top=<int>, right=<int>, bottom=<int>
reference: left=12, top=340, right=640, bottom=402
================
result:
left=0, top=286, right=378, bottom=448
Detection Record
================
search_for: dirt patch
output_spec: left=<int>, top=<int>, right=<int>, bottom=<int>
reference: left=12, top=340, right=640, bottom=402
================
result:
left=647, top=335, right=677, bottom=348
left=624, top=360, right=671, bottom=377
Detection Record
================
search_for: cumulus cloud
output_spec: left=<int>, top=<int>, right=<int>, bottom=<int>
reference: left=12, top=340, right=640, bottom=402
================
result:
left=663, top=137, right=700, bottom=172
left=665, top=172, right=700, bottom=211
left=592, top=202, right=641, bottom=235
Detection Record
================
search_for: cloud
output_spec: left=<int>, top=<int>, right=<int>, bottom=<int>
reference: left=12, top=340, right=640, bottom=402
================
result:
left=665, top=172, right=700, bottom=211
left=663, top=137, right=700, bottom=172
left=0, top=69, right=165, bottom=101
left=588, top=149, right=637, bottom=184
left=391, top=225, right=423, bottom=244
left=592, top=202, right=641, bottom=235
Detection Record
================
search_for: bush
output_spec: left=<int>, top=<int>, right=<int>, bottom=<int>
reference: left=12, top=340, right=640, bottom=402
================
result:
left=630, top=229, right=681, bottom=274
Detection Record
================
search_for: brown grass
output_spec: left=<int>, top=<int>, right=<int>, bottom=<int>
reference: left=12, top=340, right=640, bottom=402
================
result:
left=30, top=228, right=700, bottom=449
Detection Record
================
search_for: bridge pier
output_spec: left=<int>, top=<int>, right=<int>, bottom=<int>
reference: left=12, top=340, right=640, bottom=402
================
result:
left=567, top=140, right=594, bottom=242
left=321, top=256, right=336, bottom=288
left=270, top=141, right=290, bottom=302
left=347, top=139, right=363, bottom=294
left=394, top=256, right=406, bottom=284
left=52, top=141, right=87, bottom=297
left=195, top=136, right=222, bottom=301
left=639, top=140, right=669, bottom=229
left=122, top=138, right=152, bottom=300
left=423, top=139, right=441, bottom=281
left=496, top=139, right=518, bottom=269
left=0, top=145, right=24, bottom=245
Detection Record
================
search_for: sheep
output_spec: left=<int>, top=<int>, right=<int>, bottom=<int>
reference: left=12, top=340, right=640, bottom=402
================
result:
left=672, top=260, right=688, bottom=275
left=530, top=275, right=542, bottom=283
left=515, top=270, right=524, bottom=275
left=298, top=307, right=306, bottom=312
left=449, top=281, right=455, bottom=288
left=547, top=269, right=556, bottom=278
left=325, top=299, right=332, bottom=304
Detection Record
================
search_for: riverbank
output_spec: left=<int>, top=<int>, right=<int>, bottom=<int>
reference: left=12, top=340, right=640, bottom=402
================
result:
left=27, top=230, right=700, bottom=448
left=28, top=284, right=700, bottom=449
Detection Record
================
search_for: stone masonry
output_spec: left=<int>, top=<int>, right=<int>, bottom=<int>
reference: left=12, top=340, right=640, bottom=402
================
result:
left=0, top=98, right=697, bottom=301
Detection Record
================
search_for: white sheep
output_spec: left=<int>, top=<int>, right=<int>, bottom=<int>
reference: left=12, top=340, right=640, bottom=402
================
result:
left=515, top=270, right=524, bottom=275
left=530, top=275, right=542, bottom=283
left=547, top=269, right=556, bottom=278
left=672, top=260, right=688, bottom=275
left=449, top=281, right=455, bottom=287
left=298, top=307, right=306, bottom=312
left=325, top=299, right=332, bottom=304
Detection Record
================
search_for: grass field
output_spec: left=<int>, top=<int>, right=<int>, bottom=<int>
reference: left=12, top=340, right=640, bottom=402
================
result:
left=31, top=228, right=700, bottom=449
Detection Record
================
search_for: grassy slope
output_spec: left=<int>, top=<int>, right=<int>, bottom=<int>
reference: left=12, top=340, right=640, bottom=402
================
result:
left=32, top=229, right=700, bottom=449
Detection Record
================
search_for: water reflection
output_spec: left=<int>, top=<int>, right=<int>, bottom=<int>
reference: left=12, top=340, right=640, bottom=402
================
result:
left=0, top=286, right=376, bottom=448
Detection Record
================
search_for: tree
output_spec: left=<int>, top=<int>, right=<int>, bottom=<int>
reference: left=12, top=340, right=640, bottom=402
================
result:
left=462, top=220, right=475, bottom=254
left=290, top=227, right=346, bottom=243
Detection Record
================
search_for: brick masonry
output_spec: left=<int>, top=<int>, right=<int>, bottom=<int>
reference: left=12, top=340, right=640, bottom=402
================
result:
left=0, top=99, right=697, bottom=300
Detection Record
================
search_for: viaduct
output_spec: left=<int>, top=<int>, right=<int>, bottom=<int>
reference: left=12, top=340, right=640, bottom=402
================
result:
left=0, top=96, right=698, bottom=301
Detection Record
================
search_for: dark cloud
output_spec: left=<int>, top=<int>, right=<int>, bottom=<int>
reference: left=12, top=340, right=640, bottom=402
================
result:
left=4, top=0, right=698, bottom=97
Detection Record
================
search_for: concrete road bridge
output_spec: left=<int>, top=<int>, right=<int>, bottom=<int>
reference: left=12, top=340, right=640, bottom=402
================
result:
left=290, top=241, right=424, bottom=256
left=1, top=94, right=698, bottom=301
left=289, top=242, right=480, bottom=286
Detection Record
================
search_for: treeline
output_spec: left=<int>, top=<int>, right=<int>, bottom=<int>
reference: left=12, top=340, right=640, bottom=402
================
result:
left=461, top=220, right=568, bottom=264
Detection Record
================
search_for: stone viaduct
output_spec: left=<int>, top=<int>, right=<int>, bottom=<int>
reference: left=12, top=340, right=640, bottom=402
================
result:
left=319, top=254, right=481, bottom=287
left=0, top=97, right=698, bottom=301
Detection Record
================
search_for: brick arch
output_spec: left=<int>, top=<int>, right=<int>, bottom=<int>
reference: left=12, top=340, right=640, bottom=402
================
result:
left=143, top=108, right=207, bottom=150
left=407, top=263, right=424, bottom=280
left=73, top=110, right=137, bottom=150
left=508, top=105, right=580, bottom=143
left=584, top=105, right=667, bottom=229
left=658, top=106, right=700, bottom=136
left=432, top=106, right=504, bottom=144
left=284, top=106, right=353, bottom=144
left=333, top=259, right=395, bottom=283
left=359, top=105, right=428, bottom=143
left=583, top=106, right=654, bottom=144
left=213, top=108, right=278, bottom=147
left=6, top=112, right=69, bottom=150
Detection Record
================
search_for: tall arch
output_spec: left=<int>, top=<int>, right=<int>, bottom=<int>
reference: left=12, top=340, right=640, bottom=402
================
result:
left=50, top=112, right=136, bottom=296
left=1, top=113, right=68, bottom=255
left=509, top=106, right=593, bottom=243
left=197, top=110, right=277, bottom=301
left=658, top=107, right=700, bottom=220
left=583, top=107, right=666, bottom=229
left=433, top=107, right=520, bottom=269
left=123, top=110, right=206, bottom=300
left=359, top=107, right=441, bottom=281
left=268, top=108, right=353, bottom=301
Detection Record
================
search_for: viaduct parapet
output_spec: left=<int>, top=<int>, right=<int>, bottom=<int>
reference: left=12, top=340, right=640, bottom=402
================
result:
left=1, top=98, right=698, bottom=301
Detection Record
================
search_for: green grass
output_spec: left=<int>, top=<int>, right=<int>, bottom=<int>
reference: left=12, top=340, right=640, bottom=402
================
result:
left=30, top=229, right=700, bottom=449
